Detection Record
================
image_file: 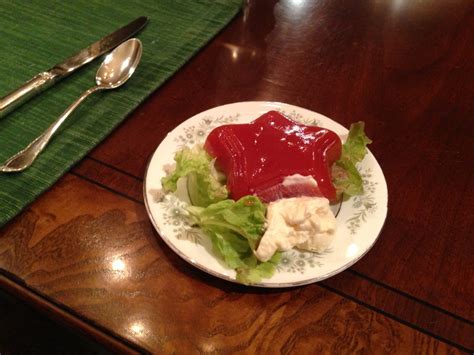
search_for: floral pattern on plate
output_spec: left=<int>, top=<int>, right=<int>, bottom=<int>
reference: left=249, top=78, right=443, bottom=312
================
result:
left=173, top=114, right=240, bottom=148
left=143, top=101, right=388, bottom=287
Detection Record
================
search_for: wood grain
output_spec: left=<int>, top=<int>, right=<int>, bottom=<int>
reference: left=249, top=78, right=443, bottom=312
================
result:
left=1, top=0, right=473, bottom=352
left=73, top=161, right=474, bottom=351
left=322, top=271, right=474, bottom=351
left=0, top=287, right=107, bottom=354
left=0, top=276, right=137, bottom=354
left=73, top=157, right=143, bottom=203
left=0, top=174, right=464, bottom=353
left=89, top=0, right=474, bottom=320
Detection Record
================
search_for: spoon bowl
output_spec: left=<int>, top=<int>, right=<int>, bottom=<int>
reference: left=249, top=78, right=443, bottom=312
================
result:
left=0, top=38, right=143, bottom=173
left=96, top=38, right=142, bottom=89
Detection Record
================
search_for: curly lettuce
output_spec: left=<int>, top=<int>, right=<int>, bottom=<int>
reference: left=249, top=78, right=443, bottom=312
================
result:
left=161, top=146, right=228, bottom=207
left=160, top=121, right=372, bottom=284
left=187, top=196, right=280, bottom=284
left=332, top=122, right=372, bottom=198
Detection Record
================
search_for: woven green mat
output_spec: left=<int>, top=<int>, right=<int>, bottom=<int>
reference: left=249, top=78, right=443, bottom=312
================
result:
left=0, top=0, right=241, bottom=227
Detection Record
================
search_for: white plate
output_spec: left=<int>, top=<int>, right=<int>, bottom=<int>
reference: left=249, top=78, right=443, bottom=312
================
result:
left=144, top=101, right=388, bottom=287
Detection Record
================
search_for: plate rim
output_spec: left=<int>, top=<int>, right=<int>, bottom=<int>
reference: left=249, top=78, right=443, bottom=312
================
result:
left=143, top=101, right=388, bottom=288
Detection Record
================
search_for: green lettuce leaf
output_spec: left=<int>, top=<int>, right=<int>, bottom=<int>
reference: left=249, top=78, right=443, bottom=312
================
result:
left=235, top=252, right=281, bottom=284
left=332, top=122, right=372, bottom=197
left=161, top=146, right=228, bottom=207
left=187, top=196, right=279, bottom=284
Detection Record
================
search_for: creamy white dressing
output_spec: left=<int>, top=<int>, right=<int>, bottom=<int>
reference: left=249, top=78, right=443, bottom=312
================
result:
left=255, top=196, right=336, bottom=262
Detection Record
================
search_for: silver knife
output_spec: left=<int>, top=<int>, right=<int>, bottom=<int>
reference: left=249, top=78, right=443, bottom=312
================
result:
left=0, top=16, right=148, bottom=118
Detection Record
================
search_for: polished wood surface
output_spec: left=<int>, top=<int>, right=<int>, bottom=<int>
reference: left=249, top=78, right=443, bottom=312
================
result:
left=0, top=288, right=108, bottom=354
left=1, top=0, right=473, bottom=353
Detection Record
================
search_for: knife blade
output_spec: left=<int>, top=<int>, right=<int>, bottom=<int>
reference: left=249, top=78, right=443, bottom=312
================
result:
left=0, top=16, right=148, bottom=118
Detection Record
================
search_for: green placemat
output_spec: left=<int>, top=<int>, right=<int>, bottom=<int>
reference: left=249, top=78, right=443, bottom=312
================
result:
left=0, top=0, right=241, bottom=227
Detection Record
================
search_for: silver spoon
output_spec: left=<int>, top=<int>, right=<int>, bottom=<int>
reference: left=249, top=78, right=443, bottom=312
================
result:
left=0, top=38, right=143, bottom=173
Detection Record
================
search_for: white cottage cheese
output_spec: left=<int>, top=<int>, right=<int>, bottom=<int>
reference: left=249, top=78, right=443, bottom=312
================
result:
left=255, top=196, right=336, bottom=262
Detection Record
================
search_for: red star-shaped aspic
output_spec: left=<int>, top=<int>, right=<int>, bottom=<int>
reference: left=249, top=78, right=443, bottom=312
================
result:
left=204, top=110, right=342, bottom=203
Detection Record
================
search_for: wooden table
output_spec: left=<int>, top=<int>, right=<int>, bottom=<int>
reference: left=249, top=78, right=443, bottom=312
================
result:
left=1, top=0, right=472, bottom=353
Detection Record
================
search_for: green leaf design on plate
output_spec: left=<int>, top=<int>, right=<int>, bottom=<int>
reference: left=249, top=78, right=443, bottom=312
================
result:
left=158, top=112, right=382, bottom=277
left=276, top=249, right=333, bottom=274
left=174, top=113, right=240, bottom=148
left=346, top=168, right=378, bottom=234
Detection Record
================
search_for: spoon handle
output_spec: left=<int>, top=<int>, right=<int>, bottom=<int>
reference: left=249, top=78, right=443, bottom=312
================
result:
left=0, top=86, right=102, bottom=172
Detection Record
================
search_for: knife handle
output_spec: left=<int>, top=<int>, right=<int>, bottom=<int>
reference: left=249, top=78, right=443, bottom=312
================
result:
left=0, top=71, right=59, bottom=118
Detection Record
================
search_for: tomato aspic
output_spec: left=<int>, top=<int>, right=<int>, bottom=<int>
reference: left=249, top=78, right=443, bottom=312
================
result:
left=204, top=111, right=342, bottom=203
